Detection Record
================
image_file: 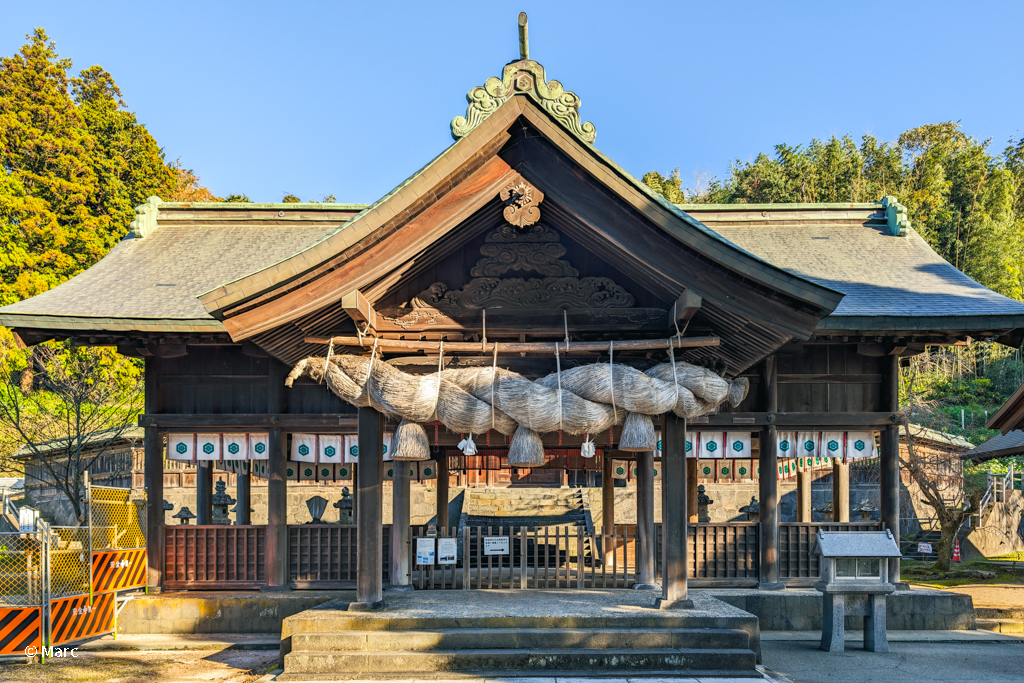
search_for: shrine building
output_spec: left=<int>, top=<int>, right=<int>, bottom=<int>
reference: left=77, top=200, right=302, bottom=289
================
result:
left=1, top=15, right=1020, bottom=667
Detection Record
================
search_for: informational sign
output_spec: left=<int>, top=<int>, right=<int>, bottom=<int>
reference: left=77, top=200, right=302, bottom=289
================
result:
left=416, top=537, right=435, bottom=566
left=437, top=538, right=457, bottom=564
left=18, top=507, right=35, bottom=532
left=918, top=542, right=933, bottom=555
left=483, top=536, right=510, bottom=556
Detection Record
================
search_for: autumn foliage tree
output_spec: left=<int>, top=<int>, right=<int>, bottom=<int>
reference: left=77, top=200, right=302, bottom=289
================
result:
left=0, top=28, right=217, bottom=306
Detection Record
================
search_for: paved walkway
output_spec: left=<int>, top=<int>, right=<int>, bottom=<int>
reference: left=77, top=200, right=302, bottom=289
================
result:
left=3, top=631, right=1022, bottom=682
left=761, top=639, right=1024, bottom=683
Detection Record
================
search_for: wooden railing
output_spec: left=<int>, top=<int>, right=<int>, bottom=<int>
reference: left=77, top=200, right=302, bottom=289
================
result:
left=288, top=524, right=390, bottom=589
left=687, top=522, right=759, bottom=586
left=164, top=525, right=266, bottom=589
left=778, top=522, right=880, bottom=581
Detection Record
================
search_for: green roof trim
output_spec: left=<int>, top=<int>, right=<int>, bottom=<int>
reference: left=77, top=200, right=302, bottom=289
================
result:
left=675, top=202, right=883, bottom=211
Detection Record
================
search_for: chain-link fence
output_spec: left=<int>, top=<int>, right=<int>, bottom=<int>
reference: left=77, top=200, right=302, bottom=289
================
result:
left=0, top=532, right=44, bottom=607
left=47, top=528, right=90, bottom=599
left=89, top=486, right=146, bottom=550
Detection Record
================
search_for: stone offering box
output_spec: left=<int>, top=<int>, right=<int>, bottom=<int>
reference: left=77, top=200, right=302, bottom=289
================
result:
left=813, top=529, right=902, bottom=653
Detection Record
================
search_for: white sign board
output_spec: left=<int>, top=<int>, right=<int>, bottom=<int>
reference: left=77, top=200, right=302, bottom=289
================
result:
left=416, top=537, right=435, bottom=566
left=18, top=508, right=35, bottom=533
left=483, top=536, right=510, bottom=556
left=918, top=542, right=933, bottom=554
left=437, top=538, right=457, bottom=565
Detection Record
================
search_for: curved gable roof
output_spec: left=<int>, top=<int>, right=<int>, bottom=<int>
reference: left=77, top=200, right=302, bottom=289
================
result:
left=200, top=93, right=842, bottom=344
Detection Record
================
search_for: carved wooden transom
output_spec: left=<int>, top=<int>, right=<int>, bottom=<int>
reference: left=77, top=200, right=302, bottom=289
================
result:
left=412, top=223, right=635, bottom=310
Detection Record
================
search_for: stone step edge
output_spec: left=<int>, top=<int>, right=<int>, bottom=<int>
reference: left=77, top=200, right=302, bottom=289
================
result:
left=976, top=618, right=1024, bottom=634
left=276, top=670, right=766, bottom=681
left=283, top=647, right=758, bottom=672
left=289, top=627, right=751, bottom=650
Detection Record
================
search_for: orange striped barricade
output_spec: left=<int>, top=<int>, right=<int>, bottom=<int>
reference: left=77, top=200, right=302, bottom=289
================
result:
left=0, top=531, right=44, bottom=655
left=48, top=591, right=114, bottom=647
left=91, top=549, right=147, bottom=593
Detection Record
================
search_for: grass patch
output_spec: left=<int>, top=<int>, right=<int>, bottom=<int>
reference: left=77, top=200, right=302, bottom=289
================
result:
left=902, top=559, right=1024, bottom=586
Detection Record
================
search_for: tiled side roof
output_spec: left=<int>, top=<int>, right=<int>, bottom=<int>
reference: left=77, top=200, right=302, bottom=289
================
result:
left=962, top=429, right=1024, bottom=462
left=0, top=205, right=354, bottom=331
left=685, top=206, right=1024, bottom=330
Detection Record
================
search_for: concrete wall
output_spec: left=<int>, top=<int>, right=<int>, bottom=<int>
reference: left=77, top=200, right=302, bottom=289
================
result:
left=117, top=592, right=344, bottom=634
left=963, top=489, right=1024, bottom=560
left=713, top=588, right=975, bottom=631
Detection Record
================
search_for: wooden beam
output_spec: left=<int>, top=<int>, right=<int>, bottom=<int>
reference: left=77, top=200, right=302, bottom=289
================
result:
left=671, top=289, right=702, bottom=326
left=373, top=307, right=667, bottom=334
left=139, top=414, right=359, bottom=430
left=341, top=289, right=377, bottom=331
left=303, top=335, right=720, bottom=353
left=703, top=412, right=898, bottom=428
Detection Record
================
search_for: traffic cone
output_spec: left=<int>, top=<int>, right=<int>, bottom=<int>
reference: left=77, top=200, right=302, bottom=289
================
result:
left=952, top=539, right=962, bottom=562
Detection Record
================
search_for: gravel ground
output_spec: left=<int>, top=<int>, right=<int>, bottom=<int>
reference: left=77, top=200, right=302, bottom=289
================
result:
left=929, top=583, right=1024, bottom=611
left=0, top=648, right=279, bottom=683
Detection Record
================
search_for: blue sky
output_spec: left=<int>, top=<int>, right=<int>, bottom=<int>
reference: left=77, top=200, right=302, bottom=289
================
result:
left=3, top=1, right=1022, bottom=203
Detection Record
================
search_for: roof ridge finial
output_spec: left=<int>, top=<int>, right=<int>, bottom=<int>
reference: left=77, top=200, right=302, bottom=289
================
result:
left=518, top=12, right=529, bottom=60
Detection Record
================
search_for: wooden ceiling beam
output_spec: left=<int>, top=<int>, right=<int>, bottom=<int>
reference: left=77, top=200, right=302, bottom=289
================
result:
left=302, top=335, right=719, bottom=354
left=671, top=289, right=702, bottom=327
left=340, top=289, right=377, bottom=331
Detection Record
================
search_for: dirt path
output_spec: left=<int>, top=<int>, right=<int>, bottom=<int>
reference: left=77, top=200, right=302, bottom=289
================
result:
left=0, top=648, right=278, bottom=683
left=930, top=583, right=1024, bottom=610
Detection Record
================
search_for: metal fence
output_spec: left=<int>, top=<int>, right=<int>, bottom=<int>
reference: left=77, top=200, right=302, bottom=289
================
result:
left=0, top=532, right=45, bottom=655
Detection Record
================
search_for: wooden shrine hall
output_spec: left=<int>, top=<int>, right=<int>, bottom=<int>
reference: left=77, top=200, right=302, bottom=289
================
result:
left=5, top=16, right=1024, bottom=613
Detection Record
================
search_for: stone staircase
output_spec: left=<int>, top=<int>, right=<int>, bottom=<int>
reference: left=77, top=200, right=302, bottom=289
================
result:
left=462, top=487, right=588, bottom=529
left=279, top=591, right=762, bottom=679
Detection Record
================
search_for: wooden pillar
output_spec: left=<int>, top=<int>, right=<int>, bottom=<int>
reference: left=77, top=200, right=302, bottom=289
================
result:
left=196, top=461, right=213, bottom=525
left=354, top=406, right=385, bottom=609
left=758, top=356, right=783, bottom=589
left=390, top=461, right=411, bottom=589
left=143, top=356, right=163, bottom=592
left=833, top=461, right=850, bottom=523
left=264, top=358, right=289, bottom=591
left=657, top=413, right=692, bottom=608
left=236, top=464, right=251, bottom=525
left=436, top=448, right=449, bottom=531
left=880, top=355, right=901, bottom=583
left=635, top=449, right=659, bottom=590
left=687, top=458, right=698, bottom=523
left=602, top=453, right=615, bottom=566
left=797, top=469, right=812, bottom=522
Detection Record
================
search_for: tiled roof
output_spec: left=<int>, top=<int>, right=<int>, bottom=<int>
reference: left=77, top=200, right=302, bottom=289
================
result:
left=900, top=423, right=973, bottom=450
left=962, top=429, right=1024, bottom=462
left=0, top=204, right=360, bottom=332
left=684, top=205, right=1024, bottom=331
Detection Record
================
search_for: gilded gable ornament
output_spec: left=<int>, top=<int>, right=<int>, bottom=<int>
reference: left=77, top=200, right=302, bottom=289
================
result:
left=451, top=59, right=596, bottom=144
left=500, top=178, right=543, bottom=228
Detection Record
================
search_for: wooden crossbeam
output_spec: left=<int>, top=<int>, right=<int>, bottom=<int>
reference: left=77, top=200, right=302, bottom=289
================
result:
left=340, top=289, right=376, bottom=331
left=671, top=289, right=702, bottom=326
left=302, top=335, right=720, bottom=354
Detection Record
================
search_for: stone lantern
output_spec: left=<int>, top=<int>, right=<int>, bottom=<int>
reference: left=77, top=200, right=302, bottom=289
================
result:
left=334, top=488, right=353, bottom=524
left=813, top=530, right=902, bottom=653
left=211, top=480, right=236, bottom=525
left=697, top=485, right=714, bottom=523
left=814, top=500, right=834, bottom=522
left=853, top=499, right=878, bottom=522
left=738, top=496, right=759, bottom=523
left=172, top=507, right=196, bottom=525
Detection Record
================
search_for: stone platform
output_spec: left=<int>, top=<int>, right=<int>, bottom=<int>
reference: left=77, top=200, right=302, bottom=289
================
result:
left=280, top=589, right=762, bottom=679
